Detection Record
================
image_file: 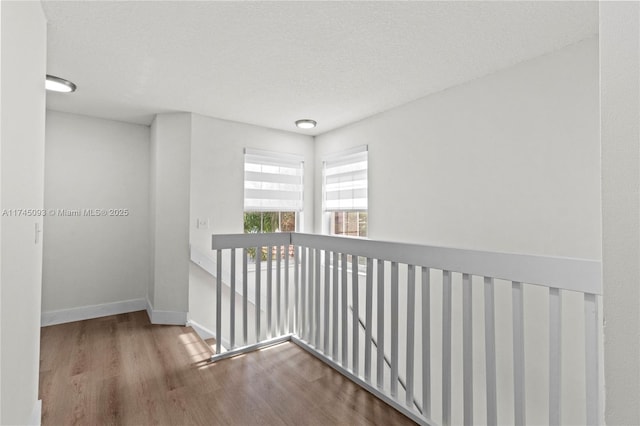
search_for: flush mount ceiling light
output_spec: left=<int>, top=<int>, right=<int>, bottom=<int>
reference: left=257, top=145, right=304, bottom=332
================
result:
left=295, top=119, right=317, bottom=129
left=45, top=74, right=77, bottom=93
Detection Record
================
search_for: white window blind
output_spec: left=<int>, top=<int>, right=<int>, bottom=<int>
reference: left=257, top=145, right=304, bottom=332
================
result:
left=244, top=148, right=304, bottom=212
left=323, top=146, right=368, bottom=211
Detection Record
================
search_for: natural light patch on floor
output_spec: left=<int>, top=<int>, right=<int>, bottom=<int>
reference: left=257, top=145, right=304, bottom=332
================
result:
left=39, top=310, right=415, bottom=425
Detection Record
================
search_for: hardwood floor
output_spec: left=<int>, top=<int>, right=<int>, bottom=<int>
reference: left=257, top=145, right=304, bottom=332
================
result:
left=39, top=311, right=416, bottom=425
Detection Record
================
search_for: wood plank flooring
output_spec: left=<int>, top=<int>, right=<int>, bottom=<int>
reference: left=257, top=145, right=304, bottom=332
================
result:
left=39, top=311, right=416, bottom=425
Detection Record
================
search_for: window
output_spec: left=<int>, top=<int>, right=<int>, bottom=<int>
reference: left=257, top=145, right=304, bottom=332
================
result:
left=323, top=146, right=368, bottom=237
left=244, top=148, right=304, bottom=234
left=330, top=211, right=368, bottom=237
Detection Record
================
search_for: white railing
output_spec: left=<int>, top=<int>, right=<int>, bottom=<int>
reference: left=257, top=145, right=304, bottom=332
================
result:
left=207, top=232, right=602, bottom=426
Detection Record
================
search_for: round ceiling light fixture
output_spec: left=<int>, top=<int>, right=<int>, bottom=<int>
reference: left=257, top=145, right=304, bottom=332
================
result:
left=295, top=119, right=317, bottom=129
left=45, top=74, right=77, bottom=93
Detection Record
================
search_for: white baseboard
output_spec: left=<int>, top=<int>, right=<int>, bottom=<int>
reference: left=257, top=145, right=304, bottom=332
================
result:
left=145, top=297, right=187, bottom=325
left=186, top=319, right=215, bottom=339
left=28, top=399, right=42, bottom=426
left=41, top=298, right=147, bottom=326
left=145, top=297, right=153, bottom=321
left=186, top=319, right=230, bottom=349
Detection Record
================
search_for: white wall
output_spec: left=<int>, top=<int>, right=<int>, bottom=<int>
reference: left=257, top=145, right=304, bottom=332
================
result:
left=190, top=113, right=315, bottom=245
left=600, top=3, right=640, bottom=424
left=148, top=113, right=191, bottom=324
left=42, top=111, right=150, bottom=321
left=0, top=2, right=4, bottom=420
left=315, top=37, right=600, bottom=260
left=189, top=113, right=314, bottom=335
left=149, top=117, right=157, bottom=306
left=0, top=1, right=3, bottom=419
left=0, top=1, right=46, bottom=424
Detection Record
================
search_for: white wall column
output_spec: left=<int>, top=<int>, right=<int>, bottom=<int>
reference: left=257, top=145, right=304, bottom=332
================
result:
left=600, top=2, right=640, bottom=424
left=1, top=3, right=4, bottom=420
left=148, top=113, right=191, bottom=324
left=0, top=1, right=47, bottom=424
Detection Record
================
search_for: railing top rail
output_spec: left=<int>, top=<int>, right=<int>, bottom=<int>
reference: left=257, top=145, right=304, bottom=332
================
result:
left=212, top=232, right=602, bottom=295
left=212, top=232, right=292, bottom=249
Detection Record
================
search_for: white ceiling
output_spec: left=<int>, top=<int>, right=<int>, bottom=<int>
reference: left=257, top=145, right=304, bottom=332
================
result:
left=42, top=1, right=598, bottom=136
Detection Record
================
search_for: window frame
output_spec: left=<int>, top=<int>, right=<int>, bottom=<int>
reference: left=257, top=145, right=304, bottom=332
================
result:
left=243, top=147, right=304, bottom=234
left=322, top=145, right=368, bottom=238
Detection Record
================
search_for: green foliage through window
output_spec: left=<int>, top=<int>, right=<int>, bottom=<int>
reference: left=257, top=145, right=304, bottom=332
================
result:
left=243, top=211, right=296, bottom=260
left=243, top=211, right=295, bottom=233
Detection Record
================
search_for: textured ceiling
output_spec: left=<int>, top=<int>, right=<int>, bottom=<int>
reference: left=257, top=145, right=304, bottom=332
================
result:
left=42, top=1, right=598, bottom=135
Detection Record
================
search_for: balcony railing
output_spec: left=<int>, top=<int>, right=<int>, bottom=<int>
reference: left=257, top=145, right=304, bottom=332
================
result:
left=205, top=232, right=602, bottom=426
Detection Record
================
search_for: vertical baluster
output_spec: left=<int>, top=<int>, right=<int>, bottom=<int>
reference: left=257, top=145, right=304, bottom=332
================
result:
left=305, top=247, right=315, bottom=345
left=584, top=293, right=599, bottom=426
left=276, top=245, right=282, bottom=336
left=230, top=249, right=236, bottom=349
left=377, top=259, right=385, bottom=389
left=442, top=270, right=452, bottom=426
left=324, top=250, right=331, bottom=353
left=352, top=255, right=360, bottom=375
left=422, top=267, right=431, bottom=418
left=216, top=249, right=222, bottom=355
left=308, top=248, right=314, bottom=343
left=463, top=273, right=473, bottom=425
left=391, top=261, right=399, bottom=397
left=294, top=245, right=300, bottom=335
left=284, top=245, right=290, bottom=333
left=549, top=288, right=562, bottom=426
left=332, top=251, right=339, bottom=360
left=255, top=248, right=262, bottom=342
left=512, top=281, right=526, bottom=426
left=243, top=249, right=248, bottom=346
left=484, top=277, right=497, bottom=426
left=267, top=246, right=273, bottom=339
left=315, top=248, right=321, bottom=349
left=341, top=252, right=348, bottom=366
left=406, top=264, right=416, bottom=407
left=301, top=247, right=307, bottom=341
left=364, top=257, right=374, bottom=382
